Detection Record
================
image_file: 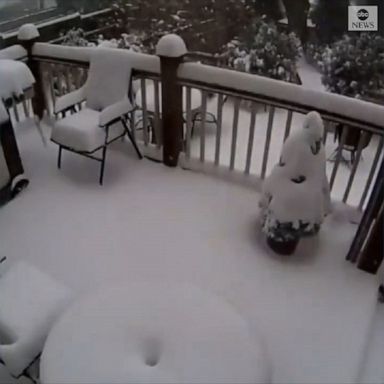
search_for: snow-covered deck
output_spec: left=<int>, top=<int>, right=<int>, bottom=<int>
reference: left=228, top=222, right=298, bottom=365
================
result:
left=0, top=119, right=379, bottom=383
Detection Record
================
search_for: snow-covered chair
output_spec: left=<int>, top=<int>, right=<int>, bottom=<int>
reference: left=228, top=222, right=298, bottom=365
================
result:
left=51, top=48, right=142, bottom=185
left=0, top=260, right=72, bottom=381
left=260, top=111, right=331, bottom=255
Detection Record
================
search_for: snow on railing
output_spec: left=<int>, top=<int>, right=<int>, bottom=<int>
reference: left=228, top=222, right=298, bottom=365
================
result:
left=0, top=45, right=28, bottom=61
left=32, top=43, right=160, bottom=75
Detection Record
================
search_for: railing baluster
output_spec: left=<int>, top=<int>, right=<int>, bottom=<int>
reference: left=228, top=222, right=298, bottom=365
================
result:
left=140, top=78, right=149, bottom=146
left=342, top=132, right=368, bottom=203
left=283, top=110, right=293, bottom=141
left=359, top=136, right=384, bottom=210
left=21, top=98, right=29, bottom=118
left=261, top=106, right=275, bottom=179
left=199, top=91, right=207, bottom=162
left=214, top=93, right=224, bottom=166
left=245, top=102, right=257, bottom=174
left=75, top=67, right=82, bottom=89
left=323, top=120, right=329, bottom=144
left=64, top=66, right=72, bottom=93
left=153, top=79, right=161, bottom=148
left=185, top=86, right=192, bottom=159
left=12, top=102, right=20, bottom=122
left=57, top=65, right=65, bottom=96
left=229, top=98, right=240, bottom=170
left=329, top=125, right=349, bottom=191
left=48, top=64, right=57, bottom=110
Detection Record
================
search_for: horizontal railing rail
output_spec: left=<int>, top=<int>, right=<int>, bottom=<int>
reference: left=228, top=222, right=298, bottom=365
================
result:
left=178, top=63, right=384, bottom=134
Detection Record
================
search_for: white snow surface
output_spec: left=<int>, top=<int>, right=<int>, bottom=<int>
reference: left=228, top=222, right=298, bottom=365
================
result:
left=0, top=60, right=35, bottom=100
left=0, top=118, right=379, bottom=384
left=156, top=34, right=187, bottom=57
left=40, top=283, right=270, bottom=384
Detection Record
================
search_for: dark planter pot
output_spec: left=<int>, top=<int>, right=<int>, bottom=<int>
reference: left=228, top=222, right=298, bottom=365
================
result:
left=267, top=236, right=299, bottom=255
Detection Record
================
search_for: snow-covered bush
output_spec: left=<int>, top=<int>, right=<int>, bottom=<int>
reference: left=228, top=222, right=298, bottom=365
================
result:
left=61, top=28, right=148, bottom=53
left=96, top=32, right=148, bottom=52
left=220, top=18, right=301, bottom=82
left=321, top=33, right=384, bottom=98
left=60, top=28, right=91, bottom=47
left=260, top=111, right=330, bottom=254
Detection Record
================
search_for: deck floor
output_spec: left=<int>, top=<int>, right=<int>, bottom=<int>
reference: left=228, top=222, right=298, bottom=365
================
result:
left=0, top=120, right=379, bottom=383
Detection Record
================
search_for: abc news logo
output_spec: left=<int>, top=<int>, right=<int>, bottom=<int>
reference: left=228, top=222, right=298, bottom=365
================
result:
left=348, top=6, right=378, bottom=31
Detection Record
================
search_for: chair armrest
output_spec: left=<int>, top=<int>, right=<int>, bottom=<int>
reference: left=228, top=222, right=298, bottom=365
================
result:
left=54, top=87, right=86, bottom=115
left=99, top=98, right=134, bottom=127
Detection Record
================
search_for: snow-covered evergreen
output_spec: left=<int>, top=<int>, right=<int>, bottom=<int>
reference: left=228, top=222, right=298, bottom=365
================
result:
left=260, top=111, right=330, bottom=248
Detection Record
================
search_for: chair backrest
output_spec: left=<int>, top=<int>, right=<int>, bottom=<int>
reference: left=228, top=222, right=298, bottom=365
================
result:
left=85, top=48, right=132, bottom=111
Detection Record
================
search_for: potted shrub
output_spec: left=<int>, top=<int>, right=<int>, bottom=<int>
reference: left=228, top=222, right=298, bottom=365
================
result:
left=259, top=111, right=330, bottom=255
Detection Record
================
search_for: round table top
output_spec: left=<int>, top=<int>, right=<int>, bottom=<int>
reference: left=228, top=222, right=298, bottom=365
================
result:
left=40, top=282, right=270, bottom=384
left=135, top=82, right=202, bottom=113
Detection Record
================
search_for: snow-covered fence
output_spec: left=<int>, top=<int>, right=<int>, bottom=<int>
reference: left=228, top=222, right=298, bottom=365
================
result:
left=5, top=31, right=384, bottom=209
left=177, top=62, right=384, bottom=209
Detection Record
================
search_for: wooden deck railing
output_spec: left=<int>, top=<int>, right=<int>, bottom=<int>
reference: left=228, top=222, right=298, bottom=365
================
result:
left=1, top=30, right=383, bottom=271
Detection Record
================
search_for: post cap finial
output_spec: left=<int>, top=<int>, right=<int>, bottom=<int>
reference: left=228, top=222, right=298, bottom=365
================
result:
left=156, top=34, right=187, bottom=57
left=18, top=24, right=40, bottom=41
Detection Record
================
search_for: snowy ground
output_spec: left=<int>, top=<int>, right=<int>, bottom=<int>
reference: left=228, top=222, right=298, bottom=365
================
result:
left=0, top=118, right=380, bottom=383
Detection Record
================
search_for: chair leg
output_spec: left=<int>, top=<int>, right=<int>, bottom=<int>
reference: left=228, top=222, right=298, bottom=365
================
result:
left=122, top=118, right=143, bottom=159
left=99, top=146, right=107, bottom=186
left=57, top=146, right=62, bottom=169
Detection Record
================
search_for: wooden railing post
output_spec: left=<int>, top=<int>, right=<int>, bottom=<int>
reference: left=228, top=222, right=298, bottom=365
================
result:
left=18, top=24, right=45, bottom=119
left=156, top=34, right=187, bottom=167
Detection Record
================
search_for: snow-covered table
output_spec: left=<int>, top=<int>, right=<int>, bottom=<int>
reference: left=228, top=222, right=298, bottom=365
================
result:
left=40, top=283, right=270, bottom=384
left=135, top=83, right=202, bottom=113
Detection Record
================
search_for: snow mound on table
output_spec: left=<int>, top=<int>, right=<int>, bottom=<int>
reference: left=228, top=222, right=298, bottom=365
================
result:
left=0, top=60, right=35, bottom=100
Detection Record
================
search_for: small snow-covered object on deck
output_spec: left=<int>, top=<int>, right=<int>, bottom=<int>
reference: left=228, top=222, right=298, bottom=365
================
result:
left=0, top=260, right=72, bottom=377
left=260, top=111, right=330, bottom=254
left=0, top=60, right=35, bottom=101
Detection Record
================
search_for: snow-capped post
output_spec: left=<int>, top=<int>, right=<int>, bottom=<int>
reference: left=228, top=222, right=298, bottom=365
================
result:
left=17, top=24, right=45, bottom=119
left=156, top=34, right=187, bottom=166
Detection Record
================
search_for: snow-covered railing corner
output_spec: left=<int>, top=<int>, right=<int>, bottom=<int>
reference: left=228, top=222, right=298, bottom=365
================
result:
left=0, top=44, right=28, bottom=61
